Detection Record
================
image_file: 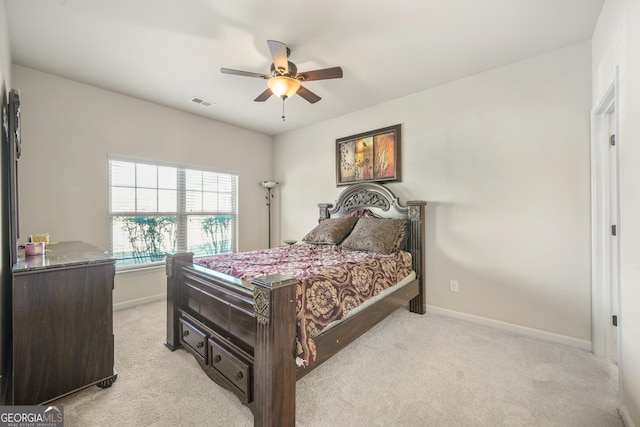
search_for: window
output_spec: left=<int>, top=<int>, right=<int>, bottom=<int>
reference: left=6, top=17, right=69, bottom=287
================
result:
left=109, top=158, right=237, bottom=268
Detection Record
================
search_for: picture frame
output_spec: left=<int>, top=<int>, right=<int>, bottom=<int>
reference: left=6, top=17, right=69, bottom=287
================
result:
left=336, top=124, right=401, bottom=186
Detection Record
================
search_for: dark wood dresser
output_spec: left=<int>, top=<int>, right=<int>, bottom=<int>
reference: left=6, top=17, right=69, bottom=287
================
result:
left=10, top=241, right=117, bottom=404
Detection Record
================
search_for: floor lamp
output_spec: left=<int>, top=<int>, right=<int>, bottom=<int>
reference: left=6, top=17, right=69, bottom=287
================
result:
left=260, top=180, right=278, bottom=248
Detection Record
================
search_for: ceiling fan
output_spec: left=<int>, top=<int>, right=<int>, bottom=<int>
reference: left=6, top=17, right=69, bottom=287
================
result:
left=220, top=40, right=343, bottom=106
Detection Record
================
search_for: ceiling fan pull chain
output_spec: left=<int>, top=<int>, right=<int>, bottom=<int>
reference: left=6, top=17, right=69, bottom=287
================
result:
left=282, top=97, right=286, bottom=121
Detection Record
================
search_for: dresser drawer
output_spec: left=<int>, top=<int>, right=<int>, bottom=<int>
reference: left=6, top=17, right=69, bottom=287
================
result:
left=180, top=318, right=207, bottom=362
left=208, top=338, right=250, bottom=402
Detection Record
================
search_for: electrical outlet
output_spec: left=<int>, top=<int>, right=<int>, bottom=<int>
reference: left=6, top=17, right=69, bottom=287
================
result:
left=449, top=279, right=459, bottom=292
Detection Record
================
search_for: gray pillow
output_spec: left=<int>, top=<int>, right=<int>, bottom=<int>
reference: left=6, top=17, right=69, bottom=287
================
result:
left=302, top=216, right=358, bottom=245
left=340, top=217, right=407, bottom=254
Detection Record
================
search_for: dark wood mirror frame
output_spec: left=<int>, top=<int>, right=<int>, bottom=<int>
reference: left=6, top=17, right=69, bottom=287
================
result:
left=8, top=89, right=21, bottom=267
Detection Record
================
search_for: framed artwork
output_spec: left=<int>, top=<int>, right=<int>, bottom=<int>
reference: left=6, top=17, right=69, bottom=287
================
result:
left=336, top=124, right=401, bottom=186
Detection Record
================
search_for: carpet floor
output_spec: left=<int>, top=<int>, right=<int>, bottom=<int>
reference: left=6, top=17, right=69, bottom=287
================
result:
left=53, top=300, right=623, bottom=427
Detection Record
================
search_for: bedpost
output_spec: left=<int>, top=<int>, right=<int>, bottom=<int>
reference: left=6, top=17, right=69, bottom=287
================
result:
left=407, top=201, right=427, bottom=314
left=318, top=203, right=333, bottom=221
left=251, top=274, right=298, bottom=427
left=165, top=252, right=194, bottom=351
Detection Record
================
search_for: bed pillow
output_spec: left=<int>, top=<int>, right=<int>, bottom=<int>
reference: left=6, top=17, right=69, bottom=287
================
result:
left=340, top=217, right=408, bottom=254
left=302, top=216, right=358, bottom=245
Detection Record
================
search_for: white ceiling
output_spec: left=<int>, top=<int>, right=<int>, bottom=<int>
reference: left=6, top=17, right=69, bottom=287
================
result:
left=5, top=0, right=604, bottom=136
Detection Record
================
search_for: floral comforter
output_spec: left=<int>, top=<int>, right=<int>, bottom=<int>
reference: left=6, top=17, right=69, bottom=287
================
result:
left=194, top=243, right=413, bottom=367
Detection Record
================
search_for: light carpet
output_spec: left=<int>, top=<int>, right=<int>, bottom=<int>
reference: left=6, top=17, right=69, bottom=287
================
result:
left=53, top=300, right=623, bottom=427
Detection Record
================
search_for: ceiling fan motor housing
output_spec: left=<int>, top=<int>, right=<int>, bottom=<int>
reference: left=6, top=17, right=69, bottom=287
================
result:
left=270, top=62, right=298, bottom=78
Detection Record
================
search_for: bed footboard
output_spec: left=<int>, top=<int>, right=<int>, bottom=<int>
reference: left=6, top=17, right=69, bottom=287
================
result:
left=166, top=253, right=299, bottom=427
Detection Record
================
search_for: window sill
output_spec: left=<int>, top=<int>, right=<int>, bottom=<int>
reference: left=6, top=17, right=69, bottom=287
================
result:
left=115, top=263, right=165, bottom=276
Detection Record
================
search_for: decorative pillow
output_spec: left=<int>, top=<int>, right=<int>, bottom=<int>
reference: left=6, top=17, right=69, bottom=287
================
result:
left=340, top=217, right=408, bottom=254
left=302, top=216, right=358, bottom=245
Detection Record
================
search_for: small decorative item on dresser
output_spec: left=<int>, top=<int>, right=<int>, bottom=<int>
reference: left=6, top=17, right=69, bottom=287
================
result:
left=24, top=242, right=45, bottom=256
left=283, top=240, right=297, bottom=246
left=30, top=233, right=50, bottom=244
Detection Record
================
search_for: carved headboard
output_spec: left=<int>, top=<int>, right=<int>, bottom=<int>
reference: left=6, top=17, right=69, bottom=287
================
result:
left=317, top=183, right=426, bottom=281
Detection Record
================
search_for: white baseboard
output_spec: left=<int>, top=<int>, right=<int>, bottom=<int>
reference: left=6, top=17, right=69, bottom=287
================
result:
left=426, top=305, right=592, bottom=351
left=621, top=404, right=637, bottom=427
left=113, top=293, right=166, bottom=311
left=112, top=299, right=592, bottom=350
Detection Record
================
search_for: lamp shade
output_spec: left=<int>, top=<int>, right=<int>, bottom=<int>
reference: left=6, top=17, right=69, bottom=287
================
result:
left=267, top=76, right=300, bottom=98
left=260, top=180, right=278, bottom=189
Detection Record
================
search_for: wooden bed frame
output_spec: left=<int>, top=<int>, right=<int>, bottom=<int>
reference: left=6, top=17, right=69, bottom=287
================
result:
left=165, top=183, right=426, bottom=426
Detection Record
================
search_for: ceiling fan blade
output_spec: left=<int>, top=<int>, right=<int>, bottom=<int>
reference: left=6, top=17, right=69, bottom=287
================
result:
left=254, top=88, right=273, bottom=102
left=297, top=66, right=343, bottom=82
left=267, top=40, right=289, bottom=75
left=296, top=85, right=321, bottom=104
left=221, top=68, right=269, bottom=79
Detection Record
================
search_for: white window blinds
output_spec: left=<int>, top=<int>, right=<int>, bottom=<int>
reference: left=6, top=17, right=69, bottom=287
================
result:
left=109, top=158, right=238, bottom=267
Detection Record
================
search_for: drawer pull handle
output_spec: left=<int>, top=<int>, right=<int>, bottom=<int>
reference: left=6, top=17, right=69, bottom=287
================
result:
left=196, top=341, right=204, bottom=349
left=234, top=371, right=243, bottom=381
left=213, top=355, right=222, bottom=363
left=182, top=330, right=190, bottom=338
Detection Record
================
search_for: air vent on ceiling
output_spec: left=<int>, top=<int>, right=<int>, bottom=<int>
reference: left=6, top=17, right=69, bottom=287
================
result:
left=191, top=97, right=214, bottom=107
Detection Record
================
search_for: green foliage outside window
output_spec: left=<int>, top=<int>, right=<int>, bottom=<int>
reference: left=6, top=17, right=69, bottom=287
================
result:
left=115, top=215, right=233, bottom=265
left=116, top=216, right=176, bottom=263
left=200, top=216, right=233, bottom=255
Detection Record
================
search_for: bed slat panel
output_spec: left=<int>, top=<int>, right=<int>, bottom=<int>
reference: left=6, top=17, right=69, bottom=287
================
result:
left=297, top=278, right=419, bottom=379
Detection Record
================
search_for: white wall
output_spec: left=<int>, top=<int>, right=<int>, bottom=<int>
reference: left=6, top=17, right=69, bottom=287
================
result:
left=0, top=1, right=9, bottom=86
left=274, top=42, right=593, bottom=343
left=593, top=1, right=640, bottom=425
left=11, top=65, right=273, bottom=304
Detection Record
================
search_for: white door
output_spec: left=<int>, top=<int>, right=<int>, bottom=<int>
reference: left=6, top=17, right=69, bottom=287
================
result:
left=591, top=75, right=620, bottom=364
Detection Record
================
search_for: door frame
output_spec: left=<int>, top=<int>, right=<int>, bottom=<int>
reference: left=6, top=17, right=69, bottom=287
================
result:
left=590, top=68, right=621, bottom=364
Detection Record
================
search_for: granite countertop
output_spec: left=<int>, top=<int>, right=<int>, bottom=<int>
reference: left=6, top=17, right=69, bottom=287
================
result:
left=13, top=241, right=115, bottom=273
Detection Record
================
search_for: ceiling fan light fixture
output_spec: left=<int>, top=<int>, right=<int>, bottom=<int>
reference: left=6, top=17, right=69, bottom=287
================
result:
left=267, top=76, right=300, bottom=98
